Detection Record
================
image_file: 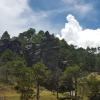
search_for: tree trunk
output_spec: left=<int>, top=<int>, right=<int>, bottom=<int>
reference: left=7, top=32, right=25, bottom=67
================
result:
left=70, top=91, right=71, bottom=99
left=56, top=90, right=59, bottom=99
left=5, top=69, right=8, bottom=82
left=71, top=91, right=74, bottom=99
left=21, top=92, right=24, bottom=100
left=36, top=82, right=40, bottom=100
left=75, top=77, right=77, bottom=100
left=56, top=83, right=59, bottom=99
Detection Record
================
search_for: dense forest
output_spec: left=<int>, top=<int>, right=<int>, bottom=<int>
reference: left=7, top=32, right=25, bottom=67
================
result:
left=0, top=28, right=100, bottom=100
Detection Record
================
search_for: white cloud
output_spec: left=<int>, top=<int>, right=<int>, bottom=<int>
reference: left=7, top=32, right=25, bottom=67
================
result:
left=0, top=0, right=56, bottom=37
left=0, top=0, right=97, bottom=45
left=74, top=4, right=93, bottom=15
left=57, top=14, right=100, bottom=48
left=0, top=0, right=30, bottom=36
left=62, top=0, right=94, bottom=15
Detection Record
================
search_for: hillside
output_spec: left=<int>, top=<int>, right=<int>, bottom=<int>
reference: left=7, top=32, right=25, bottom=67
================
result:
left=0, top=29, right=100, bottom=100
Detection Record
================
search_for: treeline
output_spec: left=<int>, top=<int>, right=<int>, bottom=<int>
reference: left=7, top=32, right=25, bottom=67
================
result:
left=0, top=28, right=100, bottom=100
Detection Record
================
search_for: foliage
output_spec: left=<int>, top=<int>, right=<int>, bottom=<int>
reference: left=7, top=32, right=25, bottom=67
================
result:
left=1, top=31, right=10, bottom=40
left=15, top=67, right=35, bottom=100
left=0, top=28, right=100, bottom=100
left=87, top=75, right=100, bottom=100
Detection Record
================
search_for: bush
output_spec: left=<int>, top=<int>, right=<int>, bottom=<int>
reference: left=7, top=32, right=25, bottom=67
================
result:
left=89, top=93, right=100, bottom=100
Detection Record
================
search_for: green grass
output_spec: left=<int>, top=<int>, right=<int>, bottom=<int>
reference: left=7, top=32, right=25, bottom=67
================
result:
left=0, top=72, right=99, bottom=100
left=0, top=81, right=65, bottom=100
left=0, top=90, right=58, bottom=100
left=0, top=85, right=65, bottom=100
left=0, top=83, right=58, bottom=100
left=40, top=90, right=58, bottom=100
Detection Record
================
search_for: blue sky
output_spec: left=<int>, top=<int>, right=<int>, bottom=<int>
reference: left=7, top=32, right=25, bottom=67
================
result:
left=28, top=0, right=100, bottom=30
left=0, top=0, right=100, bottom=47
left=0, top=0, right=100, bottom=34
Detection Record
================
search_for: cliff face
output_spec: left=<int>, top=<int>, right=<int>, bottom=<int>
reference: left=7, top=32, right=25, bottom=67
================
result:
left=0, top=39, right=22, bottom=54
left=0, top=32, right=66, bottom=69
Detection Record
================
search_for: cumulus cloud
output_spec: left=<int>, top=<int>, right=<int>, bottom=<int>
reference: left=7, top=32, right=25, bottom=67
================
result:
left=0, top=0, right=30, bottom=36
left=57, top=14, right=100, bottom=48
left=0, top=0, right=55, bottom=37
left=0, top=0, right=95, bottom=38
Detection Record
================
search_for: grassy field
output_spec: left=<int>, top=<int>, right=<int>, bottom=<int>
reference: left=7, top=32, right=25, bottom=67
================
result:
left=0, top=83, right=58, bottom=100
left=0, top=89, right=58, bottom=100
left=0, top=73, right=100, bottom=100
left=0, top=80, right=66, bottom=100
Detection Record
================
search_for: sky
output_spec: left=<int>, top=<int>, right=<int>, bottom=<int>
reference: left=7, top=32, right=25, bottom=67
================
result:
left=0, top=0, right=100, bottom=48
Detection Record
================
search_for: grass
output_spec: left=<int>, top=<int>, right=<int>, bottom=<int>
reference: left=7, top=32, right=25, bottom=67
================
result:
left=0, top=81, right=20, bottom=100
left=0, top=72, right=100, bottom=100
left=40, top=90, right=57, bottom=100
left=0, top=85, right=65, bottom=100
left=0, top=91, right=20, bottom=100
left=0, top=82, right=58, bottom=100
left=0, top=90, right=58, bottom=100
left=0, top=81, right=66, bottom=100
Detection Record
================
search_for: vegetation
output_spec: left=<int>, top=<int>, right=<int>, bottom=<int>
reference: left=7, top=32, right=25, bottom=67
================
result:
left=0, top=29, right=100, bottom=100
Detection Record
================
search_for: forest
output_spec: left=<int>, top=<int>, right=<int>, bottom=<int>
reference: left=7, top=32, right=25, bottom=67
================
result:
left=0, top=28, right=100, bottom=100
